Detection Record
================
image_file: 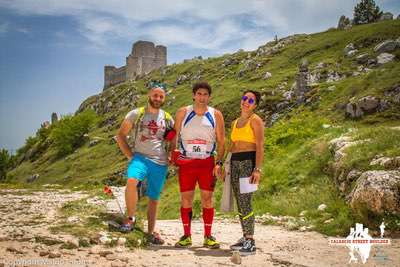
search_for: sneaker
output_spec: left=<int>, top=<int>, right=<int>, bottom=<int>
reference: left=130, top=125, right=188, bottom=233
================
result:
left=239, top=238, right=256, bottom=255
left=118, top=217, right=135, bottom=233
left=118, top=222, right=134, bottom=233
left=203, top=235, right=220, bottom=249
left=148, top=232, right=165, bottom=245
left=175, top=235, right=192, bottom=248
left=230, top=236, right=246, bottom=250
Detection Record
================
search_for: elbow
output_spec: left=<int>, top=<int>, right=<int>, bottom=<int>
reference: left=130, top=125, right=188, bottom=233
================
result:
left=115, top=133, right=125, bottom=143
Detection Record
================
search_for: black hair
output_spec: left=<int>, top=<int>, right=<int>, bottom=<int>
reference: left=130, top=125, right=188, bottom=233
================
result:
left=192, top=81, right=212, bottom=95
left=243, top=90, right=261, bottom=105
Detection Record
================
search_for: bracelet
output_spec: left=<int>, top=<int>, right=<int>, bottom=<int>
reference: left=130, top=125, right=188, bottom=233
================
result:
left=216, top=160, right=223, bottom=166
left=253, top=167, right=262, bottom=173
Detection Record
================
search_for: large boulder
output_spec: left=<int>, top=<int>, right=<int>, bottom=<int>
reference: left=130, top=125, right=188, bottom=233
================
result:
left=370, top=156, right=400, bottom=169
left=344, top=43, right=355, bottom=54
left=349, top=170, right=400, bottom=215
left=374, top=40, right=399, bottom=53
left=377, top=53, right=395, bottom=64
left=357, top=96, right=380, bottom=113
left=356, top=53, right=369, bottom=64
left=344, top=43, right=357, bottom=57
left=345, top=96, right=382, bottom=118
left=345, top=102, right=364, bottom=119
left=384, top=84, right=400, bottom=103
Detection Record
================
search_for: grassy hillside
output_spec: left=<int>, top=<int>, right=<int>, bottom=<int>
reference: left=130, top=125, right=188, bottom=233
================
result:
left=5, top=20, right=400, bottom=236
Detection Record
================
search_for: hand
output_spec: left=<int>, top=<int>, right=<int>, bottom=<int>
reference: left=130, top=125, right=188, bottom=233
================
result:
left=168, top=153, right=174, bottom=166
left=213, top=164, right=222, bottom=179
left=250, top=171, right=261, bottom=184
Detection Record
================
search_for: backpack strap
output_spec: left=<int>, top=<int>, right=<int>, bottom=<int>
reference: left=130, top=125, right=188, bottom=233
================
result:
left=132, top=106, right=145, bottom=150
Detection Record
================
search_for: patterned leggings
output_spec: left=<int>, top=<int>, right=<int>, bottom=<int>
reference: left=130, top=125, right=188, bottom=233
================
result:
left=230, top=151, right=256, bottom=236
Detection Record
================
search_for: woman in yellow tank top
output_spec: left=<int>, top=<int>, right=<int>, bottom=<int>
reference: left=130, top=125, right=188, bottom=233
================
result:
left=226, top=90, right=264, bottom=255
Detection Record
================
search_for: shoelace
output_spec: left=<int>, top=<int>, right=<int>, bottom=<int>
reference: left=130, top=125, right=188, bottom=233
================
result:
left=242, top=239, right=253, bottom=249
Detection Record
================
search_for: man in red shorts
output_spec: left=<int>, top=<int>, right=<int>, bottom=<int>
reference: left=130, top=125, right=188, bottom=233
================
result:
left=172, top=81, right=225, bottom=249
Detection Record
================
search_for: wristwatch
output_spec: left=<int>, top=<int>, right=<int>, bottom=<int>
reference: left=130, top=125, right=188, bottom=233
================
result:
left=216, top=160, right=223, bottom=166
left=253, top=167, right=262, bottom=173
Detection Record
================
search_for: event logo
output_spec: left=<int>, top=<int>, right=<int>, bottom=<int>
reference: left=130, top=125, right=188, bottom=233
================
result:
left=328, top=222, right=391, bottom=264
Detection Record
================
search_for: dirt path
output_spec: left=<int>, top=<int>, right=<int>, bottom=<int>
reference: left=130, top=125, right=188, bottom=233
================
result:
left=0, top=188, right=399, bottom=267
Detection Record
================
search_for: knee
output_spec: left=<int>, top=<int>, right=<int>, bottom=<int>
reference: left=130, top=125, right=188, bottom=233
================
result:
left=181, top=198, right=192, bottom=208
left=126, top=179, right=138, bottom=187
left=201, top=196, right=213, bottom=208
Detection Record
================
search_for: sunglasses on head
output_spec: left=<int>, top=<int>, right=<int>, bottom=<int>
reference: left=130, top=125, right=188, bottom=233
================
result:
left=149, top=81, right=167, bottom=90
left=242, top=95, right=255, bottom=105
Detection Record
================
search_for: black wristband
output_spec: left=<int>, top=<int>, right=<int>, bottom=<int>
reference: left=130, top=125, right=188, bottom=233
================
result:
left=216, top=160, right=223, bottom=166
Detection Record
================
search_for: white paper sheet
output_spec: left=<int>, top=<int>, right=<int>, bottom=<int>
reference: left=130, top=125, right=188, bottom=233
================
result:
left=239, top=176, right=258, bottom=194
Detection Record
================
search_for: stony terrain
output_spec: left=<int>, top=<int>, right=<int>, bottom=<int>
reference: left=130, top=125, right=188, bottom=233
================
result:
left=1, top=188, right=399, bottom=267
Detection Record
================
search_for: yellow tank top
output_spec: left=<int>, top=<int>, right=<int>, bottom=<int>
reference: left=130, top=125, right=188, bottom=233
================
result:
left=230, top=115, right=256, bottom=143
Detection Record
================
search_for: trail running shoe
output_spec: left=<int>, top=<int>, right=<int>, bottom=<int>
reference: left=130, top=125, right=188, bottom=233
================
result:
left=230, top=236, right=246, bottom=250
left=203, top=235, right=220, bottom=249
left=174, top=235, right=192, bottom=248
left=148, top=232, right=165, bottom=245
left=118, top=217, right=135, bottom=233
left=239, top=238, right=256, bottom=255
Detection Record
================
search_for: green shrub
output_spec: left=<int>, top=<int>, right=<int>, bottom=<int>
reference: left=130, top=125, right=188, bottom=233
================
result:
left=51, top=110, right=99, bottom=157
left=0, top=149, right=13, bottom=181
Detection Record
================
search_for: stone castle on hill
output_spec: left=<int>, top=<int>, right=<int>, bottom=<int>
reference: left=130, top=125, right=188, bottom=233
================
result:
left=103, top=40, right=166, bottom=90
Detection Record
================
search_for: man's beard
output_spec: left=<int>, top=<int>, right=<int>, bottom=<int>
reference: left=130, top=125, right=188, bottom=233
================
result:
left=149, top=98, right=164, bottom=108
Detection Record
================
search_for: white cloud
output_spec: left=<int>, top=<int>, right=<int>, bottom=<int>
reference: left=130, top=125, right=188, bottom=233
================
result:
left=1, top=0, right=397, bottom=54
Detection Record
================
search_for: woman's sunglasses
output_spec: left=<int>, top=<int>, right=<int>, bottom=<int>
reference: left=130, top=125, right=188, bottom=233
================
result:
left=242, top=95, right=255, bottom=105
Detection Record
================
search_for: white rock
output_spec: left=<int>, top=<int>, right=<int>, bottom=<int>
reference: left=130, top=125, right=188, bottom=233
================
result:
left=67, top=216, right=80, bottom=223
left=377, top=53, right=395, bottom=64
left=263, top=71, right=272, bottom=79
left=99, top=236, right=111, bottom=245
left=318, top=204, right=327, bottom=211
left=231, top=251, right=242, bottom=264
left=299, top=210, right=307, bottom=217
left=117, top=237, right=126, bottom=246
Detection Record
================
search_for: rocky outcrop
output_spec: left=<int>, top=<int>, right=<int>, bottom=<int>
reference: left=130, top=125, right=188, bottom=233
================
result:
left=370, top=156, right=400, bottom=169
left=345, top=96, right=387, bottom=119
left=329, top=134, right=400, bottom=217
left=384, top=84, right=400, bottom=103
left=344, top=43, right=357, bottom=57
left=51, top=112, right=58, bottom=124
left=348, top=170, right=400, bottom=215
left=374, top=40, right=399, bottom=53
left=377, top=53, right=396, bottom=64
left=294, top=59, right=310, bottom=104
left=337, top=15, right=351, bottom=30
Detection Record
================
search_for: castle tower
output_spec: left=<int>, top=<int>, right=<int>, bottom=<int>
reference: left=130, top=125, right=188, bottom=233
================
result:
left=104, top=66, right=117, bottom=90
left=104, top=40, right=167, bottom=90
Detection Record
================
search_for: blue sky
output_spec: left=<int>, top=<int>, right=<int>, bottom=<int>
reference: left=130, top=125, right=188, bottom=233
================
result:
left=1, top=0, right=399, bottom=152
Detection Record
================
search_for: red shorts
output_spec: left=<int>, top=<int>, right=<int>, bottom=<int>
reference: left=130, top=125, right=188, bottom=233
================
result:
left=178, top=156, right=216, bottom=192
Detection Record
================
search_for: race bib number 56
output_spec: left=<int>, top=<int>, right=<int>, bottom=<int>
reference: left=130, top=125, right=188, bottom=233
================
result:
left=186, top=139, right=208, bottom=159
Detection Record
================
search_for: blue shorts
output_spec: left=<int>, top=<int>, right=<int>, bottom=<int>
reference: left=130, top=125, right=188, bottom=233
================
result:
left=126, top=153, right=168, bottom=200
